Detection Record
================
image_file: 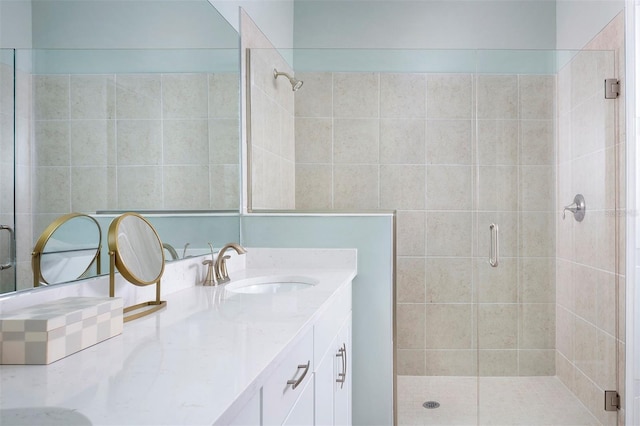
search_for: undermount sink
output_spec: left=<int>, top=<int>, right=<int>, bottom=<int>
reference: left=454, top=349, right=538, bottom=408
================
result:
left=226, top=275, right=318, bottom=294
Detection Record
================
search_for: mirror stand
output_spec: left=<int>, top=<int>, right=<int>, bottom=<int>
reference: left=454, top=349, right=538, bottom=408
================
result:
left=108, top=254, right=166, bottom=323
left=108, top=213, right=167, bottom=323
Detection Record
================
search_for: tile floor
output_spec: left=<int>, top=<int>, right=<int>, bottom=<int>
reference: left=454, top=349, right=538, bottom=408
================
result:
left=398, top=376, right=599, bottom=425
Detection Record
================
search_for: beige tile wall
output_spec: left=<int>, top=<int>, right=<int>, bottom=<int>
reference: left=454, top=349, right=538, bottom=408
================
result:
left=556, top=12, right=625, bottom=426
left=14, top=67, right=33, bottom=292
left=248, top=49, right=295, bottom=210
left=295, top=71, right=557, bottom=376
left=32, top=72, right=240, bottom=237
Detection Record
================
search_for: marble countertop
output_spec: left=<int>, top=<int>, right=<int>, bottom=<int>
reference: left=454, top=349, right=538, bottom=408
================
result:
left=0, top=250, right=357, bottom=425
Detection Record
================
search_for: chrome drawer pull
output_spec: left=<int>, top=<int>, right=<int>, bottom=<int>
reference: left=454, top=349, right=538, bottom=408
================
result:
left=286, top=360, right=310, bottom=390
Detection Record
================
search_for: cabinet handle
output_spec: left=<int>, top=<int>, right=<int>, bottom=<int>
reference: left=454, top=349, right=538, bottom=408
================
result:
left=286, top=360, right=310, bottom=390
left=336, top=343, right=347, bottom=388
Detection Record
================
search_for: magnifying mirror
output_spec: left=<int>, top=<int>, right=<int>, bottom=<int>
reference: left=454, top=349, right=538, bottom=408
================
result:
left=32, top=213, right=102, bottom=287
left=108, top=212, right=166, bottom=322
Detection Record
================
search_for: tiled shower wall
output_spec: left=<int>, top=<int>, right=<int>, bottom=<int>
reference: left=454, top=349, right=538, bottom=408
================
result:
left=32, top=72, right=239, bottom=236
left=294, top=71, right=556, bottom=376
left=248, top=49, right=295, bottom=210
left=14, top=66, right=33, bottom=292
left=556, top=13, right=625, bottom=425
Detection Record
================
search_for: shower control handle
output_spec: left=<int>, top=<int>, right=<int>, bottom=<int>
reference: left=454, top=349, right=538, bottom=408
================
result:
left=562, top=194, right=586, bottom=222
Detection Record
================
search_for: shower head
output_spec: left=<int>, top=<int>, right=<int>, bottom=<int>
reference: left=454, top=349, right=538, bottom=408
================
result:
left=273, top=69, right=304, bottom=91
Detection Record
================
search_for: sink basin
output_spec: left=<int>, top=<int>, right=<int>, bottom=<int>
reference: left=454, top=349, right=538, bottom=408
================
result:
left=226, top=275, right=318, bottom=294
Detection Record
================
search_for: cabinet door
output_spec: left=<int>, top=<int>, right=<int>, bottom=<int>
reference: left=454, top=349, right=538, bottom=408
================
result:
left=282, top=375, right=314, bottom=426
left=334, top=315, right=351, bottom=426
left=315, top=336, right=337, bottom=426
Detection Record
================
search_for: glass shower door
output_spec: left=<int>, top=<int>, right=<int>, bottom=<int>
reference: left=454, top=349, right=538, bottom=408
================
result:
left=0, top=48, right=15, bottom=293
left=474, top=49, right=622, bottom=425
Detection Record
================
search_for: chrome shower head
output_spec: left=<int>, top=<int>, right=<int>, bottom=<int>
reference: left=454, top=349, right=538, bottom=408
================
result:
left=273, top=69, right=303, bottom=91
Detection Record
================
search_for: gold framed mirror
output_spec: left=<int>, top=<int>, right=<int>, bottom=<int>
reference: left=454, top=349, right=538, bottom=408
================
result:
left=31, top=213, right=102, bottom=288
left=108, top=212, right=166, bottom=322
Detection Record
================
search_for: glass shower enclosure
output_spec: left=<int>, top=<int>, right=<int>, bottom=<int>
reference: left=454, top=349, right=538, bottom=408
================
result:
left=247, top=46, right=623, bottom=425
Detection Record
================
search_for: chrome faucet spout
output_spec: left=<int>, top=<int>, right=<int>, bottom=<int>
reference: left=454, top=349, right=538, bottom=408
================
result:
left=214, top=243, right=247, bottom=284
left=163, top=243, right=179, bottom=261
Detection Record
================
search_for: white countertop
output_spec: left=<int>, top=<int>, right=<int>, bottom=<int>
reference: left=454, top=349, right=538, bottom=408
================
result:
left=0, top=250, right=356, bottom=425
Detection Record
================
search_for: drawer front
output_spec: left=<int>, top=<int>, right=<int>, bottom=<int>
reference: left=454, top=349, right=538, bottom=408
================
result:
left=263, top=329, right=314, bottom=425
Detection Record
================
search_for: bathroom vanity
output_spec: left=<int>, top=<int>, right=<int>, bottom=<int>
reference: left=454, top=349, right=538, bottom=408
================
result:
left=0, top=248, right=356, bottom=425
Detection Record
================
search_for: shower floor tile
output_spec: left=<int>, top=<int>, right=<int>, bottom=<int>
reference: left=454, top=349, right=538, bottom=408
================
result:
left=397, top=376, right=599, bottom=425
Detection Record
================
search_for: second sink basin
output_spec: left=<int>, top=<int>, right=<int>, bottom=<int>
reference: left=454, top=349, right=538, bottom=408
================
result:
left=226, top=275, right=318, bottom=294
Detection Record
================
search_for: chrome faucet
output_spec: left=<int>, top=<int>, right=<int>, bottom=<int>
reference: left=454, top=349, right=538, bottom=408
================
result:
left=214, top=243, right=247, bottom=284
left=182, top=242, right=191, bottom=258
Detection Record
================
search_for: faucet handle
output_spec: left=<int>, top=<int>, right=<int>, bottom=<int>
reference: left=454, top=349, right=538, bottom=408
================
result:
left=562, top=194, right=586, bottom=222
left=202, top=259, right=216, bottom=286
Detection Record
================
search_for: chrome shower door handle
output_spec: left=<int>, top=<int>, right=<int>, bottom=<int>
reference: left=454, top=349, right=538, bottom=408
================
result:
left=489, top=223, right=499, bottom=268
left=0, top=225, right=14, bottom=270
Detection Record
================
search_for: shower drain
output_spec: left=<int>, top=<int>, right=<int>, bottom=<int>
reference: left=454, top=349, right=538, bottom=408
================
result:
left=423, top=401, right=440, bottom=409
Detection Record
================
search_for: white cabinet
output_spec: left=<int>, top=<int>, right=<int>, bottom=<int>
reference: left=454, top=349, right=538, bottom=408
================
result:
left=224, top=281, right=353, bottom=426
left=315, top=314, right=352, bottom=426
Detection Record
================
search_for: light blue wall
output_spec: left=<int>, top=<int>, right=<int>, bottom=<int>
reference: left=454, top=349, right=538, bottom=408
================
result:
left=25, top=48, right=239, bottom=74
left=209, top=0, right=294, bottom=49
left=26, top=1, right=239, bottom=74
left=556, top=0, right=624, bottom=49
left=94, top=214, right=241, bottom=270
left=289, top=47, right=572, bottom=75
left=293, top=0, right=556, bottom=49
left=0, top=0, right=32, bottom=48
left=32, top=0, right=237, bottom=49
left=241, top=214, right=395, bottom=426
left=0, top=0, right=31, bottom=48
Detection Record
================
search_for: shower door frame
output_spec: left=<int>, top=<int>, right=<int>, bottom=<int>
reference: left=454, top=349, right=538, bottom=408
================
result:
left=0, top=48, right=16, bottom=293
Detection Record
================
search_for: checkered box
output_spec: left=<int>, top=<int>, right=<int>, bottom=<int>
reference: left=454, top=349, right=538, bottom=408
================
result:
left=0, top=297, right=123, bottom=364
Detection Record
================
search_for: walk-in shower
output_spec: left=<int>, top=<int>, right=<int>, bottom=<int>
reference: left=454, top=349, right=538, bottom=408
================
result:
left=247, top=28, right=625, bottom=423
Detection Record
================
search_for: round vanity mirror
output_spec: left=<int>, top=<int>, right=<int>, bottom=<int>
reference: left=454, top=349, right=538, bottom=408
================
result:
left=108, top=213, right=164, bottom=285
left=32, top=213, right=102, bottom=287
left=108, top=212, right=166, bottom=322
